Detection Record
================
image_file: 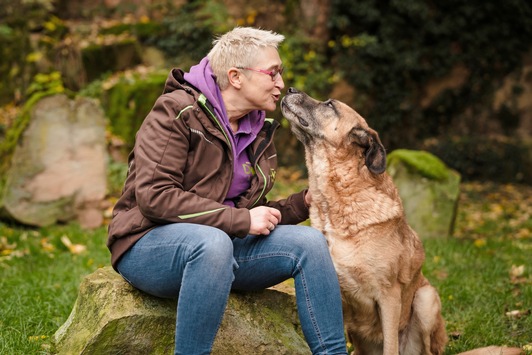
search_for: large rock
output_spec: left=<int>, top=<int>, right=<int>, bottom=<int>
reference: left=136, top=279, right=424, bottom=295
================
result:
left=0, top=94, right=107, bottom=228
left=387, top=149, right=461, bottom=239
left=53, top=266, right=309, bottom=355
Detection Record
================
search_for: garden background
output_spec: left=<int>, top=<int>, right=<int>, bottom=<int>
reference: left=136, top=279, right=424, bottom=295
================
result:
left=0, top=0, right=531, bottom=353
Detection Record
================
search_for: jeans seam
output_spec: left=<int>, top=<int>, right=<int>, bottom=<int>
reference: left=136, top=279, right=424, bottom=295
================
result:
left=209, top=289, right=231, bottom=353
left=296, top=260, right=327, bottom=354
left=236, top=251, right=327, bottom=353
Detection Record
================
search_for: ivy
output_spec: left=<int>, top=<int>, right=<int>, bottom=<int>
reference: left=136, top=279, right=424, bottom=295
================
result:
left=147, top=0, right=223, bottom=65
left=25, top=71, right=65, bottom=97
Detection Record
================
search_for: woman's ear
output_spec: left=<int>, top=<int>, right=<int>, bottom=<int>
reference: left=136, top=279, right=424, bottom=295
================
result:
left=227, top=68, right=242, bottom=89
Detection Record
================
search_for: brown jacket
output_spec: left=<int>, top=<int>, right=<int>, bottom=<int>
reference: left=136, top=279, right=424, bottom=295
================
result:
left=107, top=69, right=309, bottom=269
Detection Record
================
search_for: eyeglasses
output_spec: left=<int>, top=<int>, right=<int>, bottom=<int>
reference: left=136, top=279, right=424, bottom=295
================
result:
left=236, top=66, right=284, bottom=81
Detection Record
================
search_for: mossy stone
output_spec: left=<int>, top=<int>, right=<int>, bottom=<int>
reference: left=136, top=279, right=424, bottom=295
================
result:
left=387, top=149, right=461, bottom=238
left=54, top=267, right=310, bottom=355
left=387, top=149, right=449, bottom=181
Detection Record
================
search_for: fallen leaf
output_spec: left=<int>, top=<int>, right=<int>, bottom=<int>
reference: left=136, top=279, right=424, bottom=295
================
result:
left=510, top=265, right=525, bottom=278
left=40, top=238, right=55, bottom=252
left=60, top=235, right=87, bottom=255
left=505, top=309, right=531, bottom=319
left=510, top=264, right=528, bottom=285
left=0, top=236, right=17, bottom=251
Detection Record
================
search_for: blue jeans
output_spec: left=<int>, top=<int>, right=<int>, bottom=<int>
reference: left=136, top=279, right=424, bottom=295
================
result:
left=117, top=223, right=347, bottom=355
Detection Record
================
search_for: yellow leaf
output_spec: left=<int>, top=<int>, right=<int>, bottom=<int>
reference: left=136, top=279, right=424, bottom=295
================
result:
left=28, top=335, right=47, bottom=342
left=26, top=52, right=43, bottom=63
left=0, top=236, right=16, bottom=251
left=44, top=21, right=56, bottom=32
left=473, top=238, right=486, bottom=247
left=40, top=238, right=55, bottom=252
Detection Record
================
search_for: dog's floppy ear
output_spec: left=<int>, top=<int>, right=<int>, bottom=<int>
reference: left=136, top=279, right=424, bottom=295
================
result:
left=365, top=132, right=386, bottom=174
left=349, top=127, right=387, bottom=174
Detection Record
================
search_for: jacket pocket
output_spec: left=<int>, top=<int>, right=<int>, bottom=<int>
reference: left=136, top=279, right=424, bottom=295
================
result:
left=110, top=206, right=151, bottom=239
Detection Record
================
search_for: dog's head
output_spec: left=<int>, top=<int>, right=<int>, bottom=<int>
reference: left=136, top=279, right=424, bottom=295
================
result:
left=280, top=87, right=386, bottom=175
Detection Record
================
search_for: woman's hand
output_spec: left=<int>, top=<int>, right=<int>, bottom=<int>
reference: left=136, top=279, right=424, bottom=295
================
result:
left=304, top=190, right=312, bottom=206
left=249, top=206, right=281, bottom=235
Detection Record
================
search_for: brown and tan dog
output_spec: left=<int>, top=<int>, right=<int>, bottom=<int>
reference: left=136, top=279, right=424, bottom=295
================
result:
left=280, top=88, right=522, bottom=355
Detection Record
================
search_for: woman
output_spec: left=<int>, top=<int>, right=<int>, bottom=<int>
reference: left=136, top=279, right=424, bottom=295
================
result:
left=107, top=27, right=347, bottom=355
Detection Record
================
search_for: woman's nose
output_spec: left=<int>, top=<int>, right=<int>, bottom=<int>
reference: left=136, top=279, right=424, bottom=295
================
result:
left=276, top=75, right=285, bottom=90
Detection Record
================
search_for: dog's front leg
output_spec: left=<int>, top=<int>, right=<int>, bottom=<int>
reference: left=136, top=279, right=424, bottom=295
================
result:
left=379, top=285, right=402, bottom=355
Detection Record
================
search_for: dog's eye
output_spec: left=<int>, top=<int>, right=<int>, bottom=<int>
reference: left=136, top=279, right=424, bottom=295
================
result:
left=324, top=99, right=334, bottom=108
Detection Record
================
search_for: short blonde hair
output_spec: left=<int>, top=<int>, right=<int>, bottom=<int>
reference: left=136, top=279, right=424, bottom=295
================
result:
left=207, top=27, right=284, bottom=90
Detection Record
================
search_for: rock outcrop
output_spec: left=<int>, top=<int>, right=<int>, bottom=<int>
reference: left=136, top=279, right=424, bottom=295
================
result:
left=0, top=94, right=107, bottom=228
left=53, top=266, right=309, bottom=355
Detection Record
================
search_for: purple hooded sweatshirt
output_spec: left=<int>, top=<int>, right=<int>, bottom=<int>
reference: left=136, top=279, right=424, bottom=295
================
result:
left=184, top=57, right=266, bottom=207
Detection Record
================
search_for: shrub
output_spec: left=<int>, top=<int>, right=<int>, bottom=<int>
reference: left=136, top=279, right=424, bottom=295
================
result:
left=328, top=0, right=532, bottom=148
left=423, top=136, right=531, bottom=184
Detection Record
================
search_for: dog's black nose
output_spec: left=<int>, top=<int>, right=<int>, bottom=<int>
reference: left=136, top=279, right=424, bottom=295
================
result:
left=287, top=87, right=299, bottom=94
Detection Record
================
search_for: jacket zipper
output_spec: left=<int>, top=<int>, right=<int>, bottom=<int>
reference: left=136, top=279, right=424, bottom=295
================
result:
left=250, top=118, right=278, bottom=207
left=252, top=165, right=268, bottom=207
left=197, top=94, right=234, bottom=200
left=197, top=94, right=232, bottom=148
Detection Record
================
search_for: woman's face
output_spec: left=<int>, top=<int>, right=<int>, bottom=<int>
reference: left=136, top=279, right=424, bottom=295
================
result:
left=238, top=46, right=285, bottom=112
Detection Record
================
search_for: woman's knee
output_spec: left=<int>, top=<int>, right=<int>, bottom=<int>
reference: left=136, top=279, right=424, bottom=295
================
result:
left=275, top=225, right=329, bottom=259
left=200, top=229, right=234, bottom=259
left=291, top=225, right=328, bottom=249
left=141, top=223, right=235, bottom=266
left=181, top=225, right=234, bottom=263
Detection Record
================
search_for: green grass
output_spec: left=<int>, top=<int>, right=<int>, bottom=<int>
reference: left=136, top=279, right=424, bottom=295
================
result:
left=0, top=224, right=109, bottom=354
left=424, top=234, right=531, bottom=353
left=0, top=178, right=530, bottom=354
left=424, top=182, right=532, bottom=353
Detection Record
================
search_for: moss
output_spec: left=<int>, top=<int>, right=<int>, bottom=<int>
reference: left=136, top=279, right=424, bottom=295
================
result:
left=0, top=91, right=58, bottom=197
left=78, top=70, right=167, bottom=151
left=387, top=149, right=450, bottom=181
left=102, top=71, right=167, bottom=148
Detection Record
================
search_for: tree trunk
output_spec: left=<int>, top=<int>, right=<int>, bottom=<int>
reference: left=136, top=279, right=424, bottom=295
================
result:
left=300, top=0, right=331, bottom=43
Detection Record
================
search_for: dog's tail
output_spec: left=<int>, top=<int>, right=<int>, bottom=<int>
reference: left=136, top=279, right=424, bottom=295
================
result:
left=455, top=346, right=523, bottom=355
